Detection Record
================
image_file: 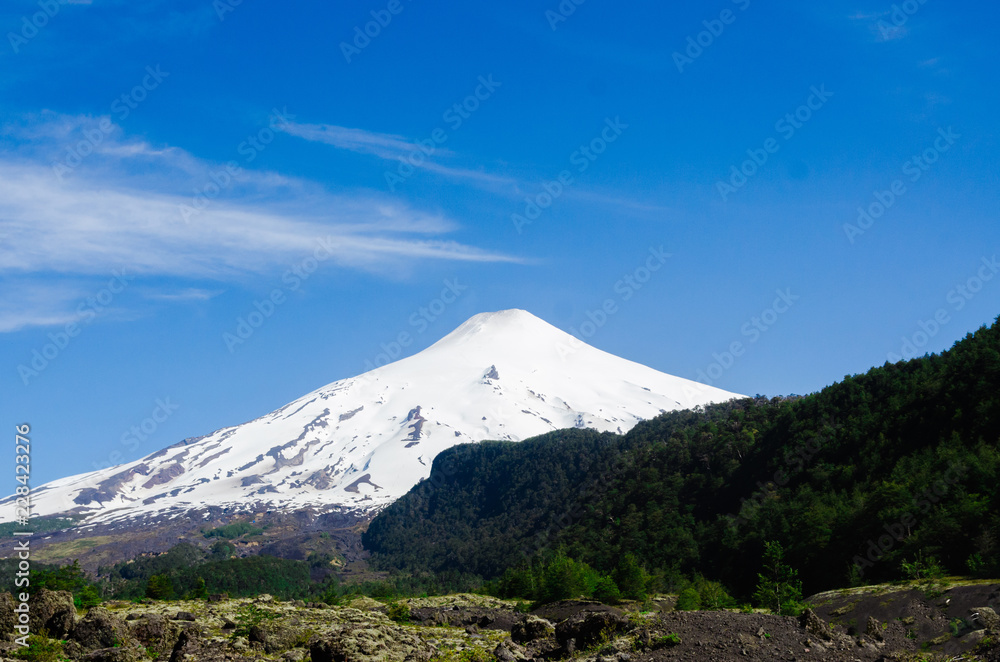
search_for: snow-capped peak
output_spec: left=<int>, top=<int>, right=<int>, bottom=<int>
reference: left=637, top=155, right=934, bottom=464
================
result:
left=16, top=310, right=744, bottom=525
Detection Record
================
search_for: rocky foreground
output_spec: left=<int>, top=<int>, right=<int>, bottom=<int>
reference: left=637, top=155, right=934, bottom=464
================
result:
left=0, top=585, right=998, bottom=662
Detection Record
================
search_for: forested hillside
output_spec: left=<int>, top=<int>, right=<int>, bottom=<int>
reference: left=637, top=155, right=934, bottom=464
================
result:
left=364, top=317, right=1000, bottom=598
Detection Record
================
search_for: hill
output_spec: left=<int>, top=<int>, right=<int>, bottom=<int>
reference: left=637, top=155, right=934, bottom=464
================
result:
left=364, top=316, right=1000, bottom=597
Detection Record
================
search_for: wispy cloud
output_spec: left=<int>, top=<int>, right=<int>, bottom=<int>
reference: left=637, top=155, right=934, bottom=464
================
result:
left=566, top=189, right=675, bottom=216
left=847, top=11, right=885, bottom=20
left=847, top=9, right=909, bottom=42
left=0, top=114, right=519, bottom=331
left=0, top=282, right=85, bottom=333
left=279, top=120, right=521, bottom=189
left=0, top=164, right=514, bottom=278
left=279, top=122, right=436, bottom=160
left=142, top=288, right=223, bottom=302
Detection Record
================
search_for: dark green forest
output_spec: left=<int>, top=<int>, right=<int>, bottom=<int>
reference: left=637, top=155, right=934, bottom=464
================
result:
left=0, top=543, right=327, bottom=603
left=364, top=316, right=1000, bottom=600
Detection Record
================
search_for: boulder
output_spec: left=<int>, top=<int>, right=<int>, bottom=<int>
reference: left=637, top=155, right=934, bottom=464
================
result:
left=971, top=606, right=1000, bottom=632
left=28, top=588, right=77, bottom=639
left=168, top=627, right=223, bottom=662
left=249, top=622, right=309, bottom=653
left=172, top=612, right=197, bottom=622
left=493, top=642, right=516, bottom=662
left=511, top=614, right=555, bottom=643
left=554, top=609, right=630, bottom=650
left=70, top=606, right=133, bottom=651
left=493, top=640, right=528, bottom=662
left=0, top=593, right=16, bottom=642
left=866, top=615, right=884, bottom=642
left=799, top=608, right=833, bottom=641
left=82, top=645, right=145, bottom=662
left=310, top=622, right=434, bottom=662
left=129, top=613, right=180, bottom=658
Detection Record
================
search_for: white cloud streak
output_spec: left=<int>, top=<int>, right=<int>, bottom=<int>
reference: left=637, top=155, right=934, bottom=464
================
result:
left=0, top=114, right=519, bottom=331
left=279, top=122, right=429, bottom=160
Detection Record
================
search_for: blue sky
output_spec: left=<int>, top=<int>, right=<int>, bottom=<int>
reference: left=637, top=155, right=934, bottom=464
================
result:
left=2, top=0, right=998, bottom=485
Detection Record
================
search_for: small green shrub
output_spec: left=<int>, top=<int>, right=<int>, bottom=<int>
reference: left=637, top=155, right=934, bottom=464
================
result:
left=902, top=553, right=946, bottom=599
left=949, top=618, right=966, bottom=637
left=593, top=576, right=621, bottom=605
left=753, top=541, right=803, bottom=615
left=231, top=603, right=279, bottom=639
left=612, top=553, right=651, bottom=601
left=675, top=587, right=701, bottom=611
left=184, top=577, right=208, bottom=600
left=966, top=553, right=986, bottom=576
left=430, top=648, right=495, bottom=662
left=203, top=522, right=264, bottom=539
left=651, top=633, right=681, bottom=648
left=145, top=574, right=174, bottom=600
left=692, top=577, right=735, bottom=610
left=78, top=585, right=101, bottom=609
left=14, top=635, right=68, bottom=662
left=387, top=601, right=411, bottom=623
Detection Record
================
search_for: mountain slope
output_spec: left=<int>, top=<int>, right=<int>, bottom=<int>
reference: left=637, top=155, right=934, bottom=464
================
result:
left=363, top=316, right=1000, bottom=594
left=14, top=309, right=742, bottom=525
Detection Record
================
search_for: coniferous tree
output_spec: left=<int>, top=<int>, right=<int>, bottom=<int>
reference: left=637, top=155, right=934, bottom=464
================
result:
left=753, top=541, right=803, bottom=615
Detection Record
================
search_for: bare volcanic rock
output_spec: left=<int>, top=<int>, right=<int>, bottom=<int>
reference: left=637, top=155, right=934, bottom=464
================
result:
left=799, top=607, right=833, bottom=640
left=128, top=613, right=181, bottom=658
left=309, top=620, right=435, bottom=662
left=554, top=607, right=631, bottom=650
left=511, top=614, right=555, bottom=643
left=71, top=606, right=134, bottom=650
left=0, top=592, right=16, bottom=642
left=81, top=645, right=146, bottom=662
left=28, top=588, right=77, bottom=639
left=249, top=621, right=311, bottom=653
